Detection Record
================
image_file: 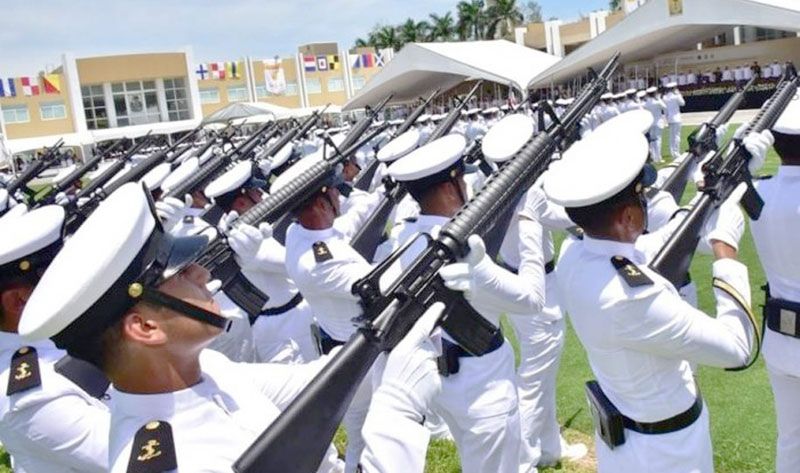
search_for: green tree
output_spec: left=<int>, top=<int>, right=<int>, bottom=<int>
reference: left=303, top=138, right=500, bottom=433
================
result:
left=399, top=18, right=431, bottom=44
left=375, top=25, right=401, bottom=50
left=609, top=0, right=622, bottom=10
left=429, top=12, right=456, bottom=41
left=457, top=0, right=486, bottom=40
left=486, top=0, right=524, bottom=39
left=521, top=0, right=543, bottom=22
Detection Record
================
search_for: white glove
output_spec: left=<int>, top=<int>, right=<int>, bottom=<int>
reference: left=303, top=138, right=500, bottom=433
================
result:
left=743, top=130, right=774, bottom=175
left=702, top=183, right=746, bottom=252
left=54, top=192, right=69, bottom=206
left=76, top=196, right=91, bottom=208
left=227, top=221, right=275, bottom=271
left=0, top=192, right=7, bottom=212
left=206, top=279, right=222, bottom=294
left=438, top=235, right=491, bottom=294
left=257, top=158, right=272, bottom=177
left=376, top=302, right=444, bottom=423
left=715, top=123, right=730, bottom=147
left=155, top=195, right=192, bottom=232
left=733, top=123, right=748, bottom=140
left=692, top=150, right=716, bottom=187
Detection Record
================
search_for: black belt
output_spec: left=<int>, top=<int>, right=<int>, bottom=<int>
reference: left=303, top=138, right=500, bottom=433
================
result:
left=250, top=293, right=304, bottom=325
left=623, top=393, right=703, bottom=435
left=319, top=327, right=345, bottom=355
left=764, top=293, right=800, bottom=339
left=499, top=259, right=555, bottom=275
left=438, top=330, right=504, bottom=376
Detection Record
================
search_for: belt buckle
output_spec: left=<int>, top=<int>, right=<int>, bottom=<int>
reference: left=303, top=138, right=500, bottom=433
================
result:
left=780, top=308, right=797, bottom=336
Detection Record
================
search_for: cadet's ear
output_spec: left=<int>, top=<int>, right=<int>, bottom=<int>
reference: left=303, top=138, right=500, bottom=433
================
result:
left=121, top=307, right=168, bottom=346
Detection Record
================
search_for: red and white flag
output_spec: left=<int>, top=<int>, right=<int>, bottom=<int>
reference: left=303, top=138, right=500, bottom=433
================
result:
left=20, top=77, right=40, bottom=96
left=209, top=62, right=226, bottom=80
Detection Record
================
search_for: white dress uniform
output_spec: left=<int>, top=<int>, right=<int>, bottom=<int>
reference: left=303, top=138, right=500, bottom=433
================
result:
left=383, top=133, right=536, bottom=473
left=643, top=91, right=667, bottom=162
left=108, top=350, right=342, bottom=473
left=545, top=128, right=757, bottom=473
left=663, top=84, right=686, bottom=160
left=750, top=102, right=800, bottom=473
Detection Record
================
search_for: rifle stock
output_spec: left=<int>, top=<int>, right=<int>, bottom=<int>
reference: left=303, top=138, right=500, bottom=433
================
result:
left=232, top=52, right=620, bottom=473
left=650, top=67, right=798, bottom=287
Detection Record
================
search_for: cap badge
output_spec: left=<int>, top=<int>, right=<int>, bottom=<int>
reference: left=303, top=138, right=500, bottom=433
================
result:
left=128, top=283, right=144, bottom=299
left=19, top=260, right=30, bottom=271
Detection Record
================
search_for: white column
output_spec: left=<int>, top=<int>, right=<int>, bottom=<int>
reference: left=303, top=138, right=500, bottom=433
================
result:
left=589, top=11, right=609, bottom=38
left=734, top=26, right=742, bottom=45
left=544, top=20, right=564, bottom=57
left=103, top=83, right=117, bottom=128
left=155, top=79, right=169, bottom=122
left=341, top=49, right=354, bottom=99
left=514, top=27, right=526, bottom=45
left=62, top=52, right=89, bottom=138
left=296, top=53, right=309, bottom=108
left=244, top=57, right=256, bottom=102
left=182, top=46, right=203, bottom=122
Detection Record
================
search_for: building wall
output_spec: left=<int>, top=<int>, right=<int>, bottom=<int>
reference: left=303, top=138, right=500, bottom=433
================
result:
left=0, top=73, right=76, bottom=139
left=254, top=57, right=303, bottom=109
left=77, top=52, right=187, bottom=84
left=559, top=19, right=591, bottom=46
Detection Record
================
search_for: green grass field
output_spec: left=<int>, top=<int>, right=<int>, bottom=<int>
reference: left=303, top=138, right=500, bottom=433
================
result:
left=1, top=127, right=779, bottom=472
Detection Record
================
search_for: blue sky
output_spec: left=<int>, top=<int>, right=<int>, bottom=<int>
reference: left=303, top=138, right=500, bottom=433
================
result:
left=0, top=0, right=609, bottom=76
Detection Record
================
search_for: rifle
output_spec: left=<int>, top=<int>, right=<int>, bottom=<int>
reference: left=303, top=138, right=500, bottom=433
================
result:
left=192, top=100, right=390, bottom=317
left=352, top=90, right=438, bottom=191
left=652, top=75, right=757, bottom=202
left=4, top=138, right=64, bottom=198
left=339, top=96, right=392, bottom=152
left=232, top=52, right=620, bottom=473
left=163, top=122, right=276, bottom=200
left=649, top=66, right=798, bottom=288
left=72, top=135, right=156, bottom=202
left=348, top=82, right=482, bottom=260
left=259, top=107, right=327, bottom=160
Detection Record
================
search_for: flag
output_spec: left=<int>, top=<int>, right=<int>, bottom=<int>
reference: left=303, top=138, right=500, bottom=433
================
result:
left=0, top=78, right=15, bottom=97
left=195, top=64, right=209, bottom=80
left=43, top=74, right=61, bottom=94
left=374, top=52, right=385, bottom=67
left=209, top=62, right=226, bottom=80
left=624, top=0, right=643, bottom=14
left=316, top=55, right=329, bottom=71
left=264, top=58, right=287, bottom=95
left=362, top=53, right=375, bottom=68
left=20, top=77, right=40, bottom=96
left=349, top=53, right=362, bottom=69
left=225, top=61, right=242, bottom=79
left=303, top=55, right=317, bottom=72
left=327, top=55, right=340, bottom=70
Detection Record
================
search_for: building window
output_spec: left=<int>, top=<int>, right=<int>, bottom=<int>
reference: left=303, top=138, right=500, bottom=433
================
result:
left=352, top=76, right=366, bottom=91
left=227, top=86, right=248, bottom=102
left=327, top=77, right=345, bottom=92
left=111, top=80, right=160, bottom=127
left=255, top=85, right=268, bottom=98
left=164, top=78, right=191, bottom=121
left=40, top=101, right=67, bottom=121
left=81, top=85, right=108, bottom=129
left=306, top=78, right=322, bottom=94
left=2, top=105, right=30, bottom=124
left=200, top=88, right=220, bottom=104
left=286, top=83, right=299, bottom=96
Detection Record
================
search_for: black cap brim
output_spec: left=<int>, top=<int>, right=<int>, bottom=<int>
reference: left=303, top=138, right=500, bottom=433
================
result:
left=161, top=233, right=210, bottom=281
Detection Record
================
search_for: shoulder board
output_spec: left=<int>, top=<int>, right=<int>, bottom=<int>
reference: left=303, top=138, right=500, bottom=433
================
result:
left=610, top=256, right=653, bottom=288
left=127, top=420, right=177, bottom=473
left=313, top=241, right=333, bottom=263
left=7, top=346, right=41, bottom=395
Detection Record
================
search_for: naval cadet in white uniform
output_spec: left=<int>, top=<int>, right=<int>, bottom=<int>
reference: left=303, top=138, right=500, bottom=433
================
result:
left=749, top=93, right=800, bottom=473
left=545, top=127, right=760, bottom=473
left=18, top=182, right=345, bottom=473
left=382, top=134, right=542, bottom=473
left=664, top=82, right=686, bottom=161
left=0, top=205, right=110, bottom=472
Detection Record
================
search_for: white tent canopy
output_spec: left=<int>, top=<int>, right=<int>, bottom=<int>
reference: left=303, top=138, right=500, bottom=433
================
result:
left=529, top=0, right=800, bottom=87
left=344, top=40, right=560, bottom=111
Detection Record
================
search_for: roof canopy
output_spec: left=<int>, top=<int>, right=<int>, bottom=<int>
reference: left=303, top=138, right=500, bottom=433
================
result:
left=345, top=40, right=560, bottom=111
left=529, top=0, right=800, bottom=87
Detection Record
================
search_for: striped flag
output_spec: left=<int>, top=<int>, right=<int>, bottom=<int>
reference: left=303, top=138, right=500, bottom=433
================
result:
left=303, top=55, right=317, bottom=72
left=225, top=61, right=242, bottom=79
left=327, top=55, right=340, bottom=70
left=361, top=53, right=375, bottom=68
left=349, top=53, right=362, bottom=69
left=20, top=77, right=40, bottom=96
left=0, top=78, right=16, bottom=97
left=43, top=74, right=61, bottom=94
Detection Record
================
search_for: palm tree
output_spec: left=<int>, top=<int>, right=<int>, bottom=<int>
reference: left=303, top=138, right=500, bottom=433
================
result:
left=457, top=0, right=485, bottom=40
left=486, top=0, right=524, bottom=39
left=609, top=0, right=622, bottom=10
left=354, top=37, right=370, bottom=48
left=399, top=18, right=431, bottom=44
left=375, top=25, right=400, bottom=50
left=429, top=12, right=456, bottom=41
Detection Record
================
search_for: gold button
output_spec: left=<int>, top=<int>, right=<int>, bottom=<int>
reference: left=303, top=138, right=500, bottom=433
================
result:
left=19, top=260, right=30, bottom=271
left=18, top=347, right=29, bottom=355
left=128, top=283, right=144, bottom=298
left=145, top=421, right=160, bottom=430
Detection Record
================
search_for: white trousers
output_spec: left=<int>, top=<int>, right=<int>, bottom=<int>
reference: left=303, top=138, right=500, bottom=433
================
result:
left=768, top=363, right=800, bottom=473
left=252, top=299, right=316, bottom=364
left=343, top=375, right=373, bottom=473
left=434, top=341, right=522, bottom=473
left=650, top=126, right=664, bottom=163
left=596, top=405, right=713, bottom=473
left=669, top=122, right=682, bottom=160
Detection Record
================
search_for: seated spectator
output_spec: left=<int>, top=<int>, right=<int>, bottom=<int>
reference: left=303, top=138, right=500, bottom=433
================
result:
left=743, top=64, right=754, bottom=80
left=660, top=75, right=670, bottom=87
left=752, top=61, right=762, bottom=78
left=763, top=64, right=773, bottom=80
left=677, top=73, right=687, bottom=86
left=771, top=60, right=783, bottom=78
left=686, top=70, right=697, bottom=85
left=722, top=66, right=733, bottom=82
left=734, top=65, right=744, bottom=83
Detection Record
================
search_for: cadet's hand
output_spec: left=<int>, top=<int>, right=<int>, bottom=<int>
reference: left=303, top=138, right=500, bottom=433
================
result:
left=227, top=221, right=274, bottom=271
left=0, top=191, right=7, bottom=212
left=743, top=130, right=774, bottom=174
left=257, top=158, right=272, bottom=177
left=704, top=183, right=746, bottom=256
left=377, top=302, right=444, bottom=422
left=692, top=150, right=716, bottom=188
left=155, top=195, right=192, bottom=232
left=715, top=123, right=730, bottom=147
left=439, top=235, right=489, bottom=294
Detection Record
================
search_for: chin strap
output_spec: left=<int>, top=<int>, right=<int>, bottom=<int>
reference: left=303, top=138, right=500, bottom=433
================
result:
left=130, top=283, right=231, bottom=331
